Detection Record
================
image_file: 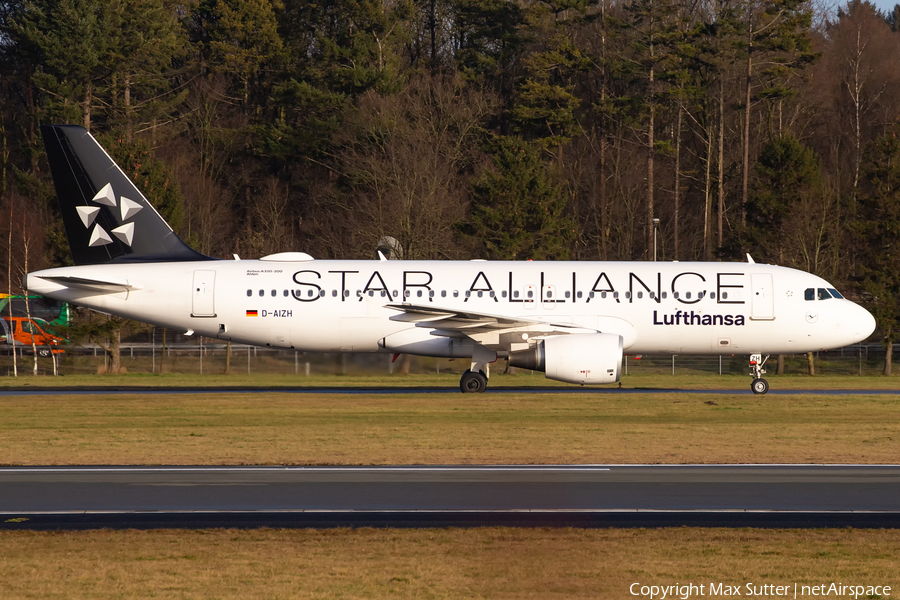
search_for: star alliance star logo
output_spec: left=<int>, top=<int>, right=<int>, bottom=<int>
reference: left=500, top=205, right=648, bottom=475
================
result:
left=76, top=183, right=143, bottom=247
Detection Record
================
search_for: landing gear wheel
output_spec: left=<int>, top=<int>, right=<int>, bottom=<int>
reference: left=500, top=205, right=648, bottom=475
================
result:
left=460, top=369, right=488, bottom=393
left=751, top=378, right=769, bottom=395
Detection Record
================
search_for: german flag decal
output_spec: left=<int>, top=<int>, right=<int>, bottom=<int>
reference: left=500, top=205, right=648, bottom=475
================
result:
left=246, top=310, right=258, bottom=317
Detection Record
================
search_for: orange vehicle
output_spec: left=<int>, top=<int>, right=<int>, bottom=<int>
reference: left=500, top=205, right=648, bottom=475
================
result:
left=0, top=317, right=66, bottom=356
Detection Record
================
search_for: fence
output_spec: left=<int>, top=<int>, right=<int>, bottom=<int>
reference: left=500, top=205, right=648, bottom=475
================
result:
left=2, top=336, right=894, bottom=378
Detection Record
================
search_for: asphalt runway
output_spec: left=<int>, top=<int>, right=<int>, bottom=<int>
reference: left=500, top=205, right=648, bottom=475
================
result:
left=2, top=386, right=900, bottom=396
left=2, top=465, right=899, bottom=530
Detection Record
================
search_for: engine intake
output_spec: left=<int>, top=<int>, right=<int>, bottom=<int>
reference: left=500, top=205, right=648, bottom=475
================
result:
left=508, top=333, right=622, bottom=385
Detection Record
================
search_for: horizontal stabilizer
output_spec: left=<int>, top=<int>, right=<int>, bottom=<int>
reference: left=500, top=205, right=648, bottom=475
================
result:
left=36, top=274, right=138, bottom=290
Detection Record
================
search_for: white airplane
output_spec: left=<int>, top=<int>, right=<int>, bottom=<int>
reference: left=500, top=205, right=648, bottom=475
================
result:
left=25, top=125, right=876, bottom=393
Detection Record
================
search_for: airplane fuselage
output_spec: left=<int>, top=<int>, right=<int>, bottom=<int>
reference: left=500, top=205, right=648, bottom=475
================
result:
left=25, top=257, right=875, bottom=357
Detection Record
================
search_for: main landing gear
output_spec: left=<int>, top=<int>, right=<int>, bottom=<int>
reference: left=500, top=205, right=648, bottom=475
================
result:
left=460, top=345, right=496, bottom=393
left=460, top=369, right=488, bottom=393
left=750, top=353, right=770, bottom=395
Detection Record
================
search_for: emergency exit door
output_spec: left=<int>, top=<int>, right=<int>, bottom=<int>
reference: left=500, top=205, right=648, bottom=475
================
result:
left=192, top=270, right=216, bottom=317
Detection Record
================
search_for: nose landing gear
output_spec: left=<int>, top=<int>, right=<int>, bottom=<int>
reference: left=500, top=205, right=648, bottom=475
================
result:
left=750, top=354, right=769, bottom=394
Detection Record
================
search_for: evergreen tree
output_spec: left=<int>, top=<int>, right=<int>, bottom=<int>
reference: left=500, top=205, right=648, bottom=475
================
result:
left=744, top=133, right=822, bottom=265
left=466, top=136, right=574, bottom=260
left=856, top=125, right=900, bottom=375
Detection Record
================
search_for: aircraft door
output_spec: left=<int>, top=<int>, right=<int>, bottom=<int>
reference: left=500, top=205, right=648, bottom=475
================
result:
left=750, top=273, right=774, bottom=320
left=192, top=270, right=216, bottom=317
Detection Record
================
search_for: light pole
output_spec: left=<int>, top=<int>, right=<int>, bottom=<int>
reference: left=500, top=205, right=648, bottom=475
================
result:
left=653, top=218, right=660, bottom=261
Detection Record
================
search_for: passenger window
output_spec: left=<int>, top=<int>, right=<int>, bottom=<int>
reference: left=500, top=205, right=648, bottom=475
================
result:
left=514, top=291, right=520, bottom=298
left=709, top=292, right=715, bottom=299
left=381, top=291, right=387, bottom=297
left=601, top=292, right=606, bottom=299
left=466, top=291, right=471, bottom=298
left=818, top=288, right=831, bottom=300
left=477, top=291, right=483, bottom=298
left=417, top=290, right=423, bottom=297
left=613, top=292, right=619, bottom=299
left=625, top=291, right=631, bottom=299
left=649, top=292, right=655, bottom=299
left=501, top=291, right=507, bottom=298
left=576, top=291, right=582, bottom=299
left=332, top=290, right=338, bottom=297
left=319, top=290, right=326, bottom=297
left=686, top=292, right=691, bottom=299
left=393, top=290, right=398, bottom=297
left=637, top=291, right=643, bottom=299
left=344, top=290, right=350, bottom=297
left=546, top=290, right=553, bottom=299
left=368, top=290, right=374, bottom=297
left=453, top=291, right=459, bottom=298
left=565, top=291, right=570, bottom=298
left=441, top=290, right=447, bottom=298
left=527, top=290, right=533, bottom=298
left=308, top=290, right=314, bottom=297
left=722, top=292, right=728, bottom=299
left=259, top=290, right=264, bottom=297
left=661, top=292, right=667, bottom=299
left=674, top=292, right=679, bottom=299
left=283, top=290, right=289, bottom=297
left=430, top=291, right=435, bottom=298
left=805, top=288, right=815, bottom=301
left=489, top=291, right=495, bottom=298
left=589, top=292, right=595, bottom=298
left=271, top=290, right=276, bottom=297
left=246, top=290, right=252, bottom=297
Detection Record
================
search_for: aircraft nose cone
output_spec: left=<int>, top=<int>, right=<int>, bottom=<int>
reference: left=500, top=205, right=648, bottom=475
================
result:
left=854, top=303, right=877, bottom=340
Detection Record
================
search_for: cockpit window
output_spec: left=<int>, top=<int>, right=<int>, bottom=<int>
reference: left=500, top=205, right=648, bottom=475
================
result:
left=817, top=288, right=832, bottom=300
left=804, top=288, right=814, bottom=301
left=828, top=288, right=844, bottom=299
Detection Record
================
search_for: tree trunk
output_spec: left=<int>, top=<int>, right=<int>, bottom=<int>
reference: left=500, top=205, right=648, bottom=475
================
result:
left=6, top=194, right=15, bottom=377
left=125, top=75, right=133, bottom=143
left=777, top=354, right=784, bottom=375
left=647, top=58, right=655, bottom=260
left=225, top=341, right=232, bottom=375
left=24, top=292, right=38, bottom=376
left=674, top=103, right=682, bottom=260
left=884, top=340, right=892, bottom=376
left=806, top=352, right=815, bottom=376
left=83, top=80, right=92, bottom=132
left=400, top=354, right=412, bottom=375
left=718, top=77, right=725, bottom=249
left=703, top=121, right=713, bottom=260
left=742, top=37, right=752, bottom=228
left=161, top=328, right=167, bottom=373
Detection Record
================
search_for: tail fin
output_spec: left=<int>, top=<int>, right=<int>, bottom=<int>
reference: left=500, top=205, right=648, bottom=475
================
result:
left=41, top=125, right=212, bottom=265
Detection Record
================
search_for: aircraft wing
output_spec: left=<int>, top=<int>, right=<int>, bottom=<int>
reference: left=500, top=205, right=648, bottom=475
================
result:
left=385, top=302, right=595, bottom=349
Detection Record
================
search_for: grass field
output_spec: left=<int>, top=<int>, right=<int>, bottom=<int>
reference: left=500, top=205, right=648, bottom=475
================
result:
left=0, top=370, right=898, bottom=389
left=0, top=528, right=897, bottom=599
left=2, top=373, right=897, bottom=598
left=1, top=387, right=898, bottom=464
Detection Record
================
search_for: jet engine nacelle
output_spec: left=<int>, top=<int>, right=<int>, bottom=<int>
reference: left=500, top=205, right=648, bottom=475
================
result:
left=508, top=333, right=622, bottom=385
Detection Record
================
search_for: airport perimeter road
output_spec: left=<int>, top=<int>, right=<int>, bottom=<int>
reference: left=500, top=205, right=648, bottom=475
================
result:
left=1, top=465, right=899, bottom=529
